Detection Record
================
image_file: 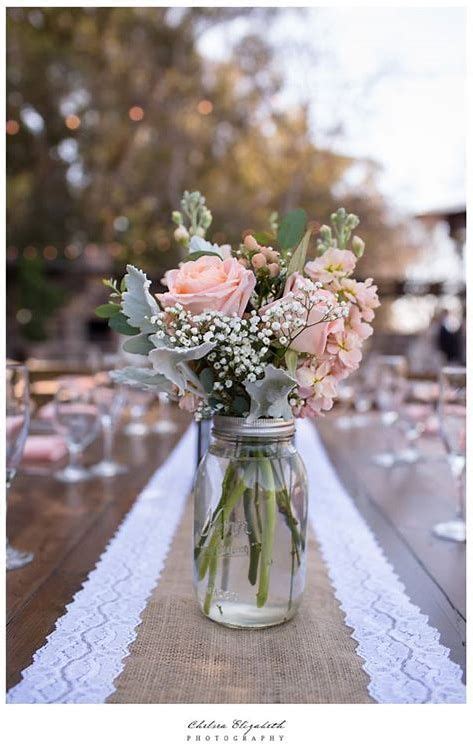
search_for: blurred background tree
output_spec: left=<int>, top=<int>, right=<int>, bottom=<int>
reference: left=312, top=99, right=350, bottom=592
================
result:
left=6, top=6, right=417, bottom=351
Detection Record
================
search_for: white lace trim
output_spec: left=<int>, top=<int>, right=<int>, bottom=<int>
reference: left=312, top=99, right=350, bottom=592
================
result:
left=7, top=423, right=197, bottom=704
left=8, top=420, right=465, bottom=703
left=298, top=419, right=465, bottom=704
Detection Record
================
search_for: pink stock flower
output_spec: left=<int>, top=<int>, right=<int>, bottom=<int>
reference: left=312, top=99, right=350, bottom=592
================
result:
left=295, top=360, right=338, bottom=416
left=327, top=330, right=363, bottom=371
left=354, top=278, right=379, bottom=321
left=347, top=304, right=373, bottom=340
left=157, top=255, right=256, bottom=317
left=305, top=248, right=357, bottom=284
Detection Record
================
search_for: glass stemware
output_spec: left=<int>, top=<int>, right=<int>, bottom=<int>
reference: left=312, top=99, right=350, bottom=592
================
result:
left=53, top=385, right=100, bottom=482
left=6, top=362, right=33, bottom=570
left=90, top=373, right=128, bottom=478
left=123, top=386, right=153, bottom=436
left=372, top=355, right=408, bottom=468
left=151, top=391, right=178, bottom=435
left=433, top=366, right=466, bottom=542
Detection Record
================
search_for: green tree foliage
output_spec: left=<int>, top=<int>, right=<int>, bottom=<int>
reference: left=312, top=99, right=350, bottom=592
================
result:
left=7, top=7, right=408, bottom=342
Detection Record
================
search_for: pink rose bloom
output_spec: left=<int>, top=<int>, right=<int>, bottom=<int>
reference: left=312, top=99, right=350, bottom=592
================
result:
left=260, top=273, right=337, bottom=357
left=305, top=248, right=357, bottom=284
left=157, top=255, right=256, bottom=317
left=327, top=330, right=363, bottom=371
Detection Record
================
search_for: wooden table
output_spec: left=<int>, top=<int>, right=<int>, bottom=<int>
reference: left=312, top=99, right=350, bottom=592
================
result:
left=6, top=407, right=466, bottom=691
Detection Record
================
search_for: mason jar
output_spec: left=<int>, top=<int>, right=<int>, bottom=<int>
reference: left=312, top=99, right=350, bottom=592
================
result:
left=193, top=416, right=308, bottom=628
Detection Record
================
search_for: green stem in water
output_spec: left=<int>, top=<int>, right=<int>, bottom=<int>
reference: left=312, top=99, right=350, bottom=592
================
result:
left=256, top=458, right=277, bottom=608
left=194, top=463, right=235, bottom=562
left=197, top=475, right=246, bottom=582
left=243, top=487, right=261, bottom=586
left=203, top=547, right=218, bottom=616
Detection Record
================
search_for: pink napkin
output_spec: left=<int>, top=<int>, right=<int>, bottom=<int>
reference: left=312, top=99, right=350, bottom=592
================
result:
left=22, top=435, right=68, bottom=463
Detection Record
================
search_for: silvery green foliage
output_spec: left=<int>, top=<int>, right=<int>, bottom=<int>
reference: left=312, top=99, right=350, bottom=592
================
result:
left=122, top=265, right=159, bottom=334
left=188, top=236, right=229, bottom=259
left=122, top=334, right=154, bottom=355
left=148, top=340, right=216, bottom=394
left=110, top=367, right=173, bottom=393
left=244, top=364, right=296, bottom=421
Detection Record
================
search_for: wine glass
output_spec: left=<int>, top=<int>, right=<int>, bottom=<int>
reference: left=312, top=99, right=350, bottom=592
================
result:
left=53, top=385, right=100, bottom=482
left=123, top=386, right=153, bottom=436
left=372, top=355, right=408, bottom=467
left=433, top=366, right=466, bottom=542
left=90, top=372, right=128, bottom=478
left=6, top=362, right=33, bottom=570
left=151, top=391, right=178, bottom=435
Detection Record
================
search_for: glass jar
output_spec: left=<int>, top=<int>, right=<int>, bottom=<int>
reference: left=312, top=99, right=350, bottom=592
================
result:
left=193, top=416, right=308, bottom=628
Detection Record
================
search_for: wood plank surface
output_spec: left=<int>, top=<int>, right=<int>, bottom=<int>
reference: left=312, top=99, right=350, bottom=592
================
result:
left=6, top=404, right=190, bottom=690
left=316, top=412, right=466, bottom=678
left=6, top=406, right=466, bottom=692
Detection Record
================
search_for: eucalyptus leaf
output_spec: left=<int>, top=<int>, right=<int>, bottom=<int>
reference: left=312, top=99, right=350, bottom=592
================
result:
left=277, top=208, right=307, bottom=250
left=122, top=334, right=153, bottom=355
left=122, top=265, right=159, bottom=334
left=199, top=366, right=215, bottom=395
left=95, top=303, right=120, bottom=318
left=231, top=394, right=250, bottom=416
left=286, top=229, right=312, bottom=276
left=109, top=312, right=140, bottom=336
left=243, top=364, right=296, bottom=421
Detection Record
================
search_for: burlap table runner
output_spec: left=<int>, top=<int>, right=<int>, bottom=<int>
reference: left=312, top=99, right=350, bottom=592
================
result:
left=108, top=499, right=373, bottom=704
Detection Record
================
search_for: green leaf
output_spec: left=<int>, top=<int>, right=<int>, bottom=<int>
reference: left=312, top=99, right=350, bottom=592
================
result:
left=109, top=312, right=140, bottom=336
left=277, top=208, right=307, bottom=251
left=199, top=366, right=215, bottom=395
left=253, top=231, right=276, bottom=246
left=122, top=334, right=153, bottom=355
left=185, top=250, right=222, bottom=262
left=286, top=229, right=312, bottom=276
left=95, top=303, right=120, bottom=318
left=231, top=395, right=250, bottom=416
left=284, top=348, right=298, bottom=377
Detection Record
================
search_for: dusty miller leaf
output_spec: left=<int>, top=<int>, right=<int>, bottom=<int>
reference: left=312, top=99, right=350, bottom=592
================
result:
left=243, top=364, right=296, bottom=421
left=122, top=265, right=159, bottom=334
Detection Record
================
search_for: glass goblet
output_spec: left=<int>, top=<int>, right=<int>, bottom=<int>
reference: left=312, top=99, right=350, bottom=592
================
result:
left=53, top=385, right=100, bottom=482
left=433, top=366, right=466, bottom=542
left=6, top=362, right=33, bottom=570
left=90, top=373, right=128, bottom=478
left=372, top=355, right=408, bottom=468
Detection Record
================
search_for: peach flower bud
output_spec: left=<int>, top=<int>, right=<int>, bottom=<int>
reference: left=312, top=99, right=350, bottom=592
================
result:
left=268, top=263, right=280, bottom=277
left=238, top=257, right=250, bottom=268
left=265, top=249, right=279, bottom=263
left=244, top=235, right=259, bottom=252
left=251, top=252, right=267, bottom=269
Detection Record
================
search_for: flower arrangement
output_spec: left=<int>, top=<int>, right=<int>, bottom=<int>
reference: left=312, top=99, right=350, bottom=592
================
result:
left=97, top=190, right=379, bottom=421
left=96, top=190, right=379, bottom=626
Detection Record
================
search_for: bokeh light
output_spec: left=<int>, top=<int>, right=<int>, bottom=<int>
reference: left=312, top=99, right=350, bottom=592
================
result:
left=128, top=106, right=144, bottom=122
left=197, top=99, right=213, bottom=115
left=65, top=114, right=81, bottom=130
left=6, top=119, right=20, bottom=135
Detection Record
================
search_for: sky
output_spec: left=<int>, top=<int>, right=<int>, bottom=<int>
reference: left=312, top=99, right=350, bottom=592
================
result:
left=199, top=7, right=466, bottom=215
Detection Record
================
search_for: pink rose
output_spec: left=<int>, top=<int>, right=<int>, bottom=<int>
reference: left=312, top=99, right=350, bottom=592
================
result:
left=260, top=273, right=338, bottom=357
left=157, top=255, right=256, bottom=317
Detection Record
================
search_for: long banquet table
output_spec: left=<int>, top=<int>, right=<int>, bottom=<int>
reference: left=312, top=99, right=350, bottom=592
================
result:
left=6, top=405, right=465, bottom=701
